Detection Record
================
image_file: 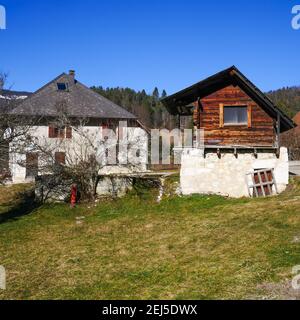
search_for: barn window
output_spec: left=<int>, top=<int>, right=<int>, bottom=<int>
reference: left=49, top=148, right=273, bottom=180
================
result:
left=223, top=106, right=248, bottom=125
left=55, top=152, right=66, bottom=165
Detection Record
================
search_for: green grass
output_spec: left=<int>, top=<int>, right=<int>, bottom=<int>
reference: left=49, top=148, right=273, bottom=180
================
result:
left=0, top=178, right=300, bottom=300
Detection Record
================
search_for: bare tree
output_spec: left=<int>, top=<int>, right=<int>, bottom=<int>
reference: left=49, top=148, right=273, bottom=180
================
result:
left=14, top=101, right=148, bottom=202
left=281, top=129, right=300, bottom=160
left=0, top=73, right=35, bottom=184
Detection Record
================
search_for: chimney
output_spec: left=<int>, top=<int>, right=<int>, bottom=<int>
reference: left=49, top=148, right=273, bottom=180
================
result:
left=69, top=70, right=75, bottom=81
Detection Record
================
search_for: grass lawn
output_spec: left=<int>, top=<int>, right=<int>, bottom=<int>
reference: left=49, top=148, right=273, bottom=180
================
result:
left=0, top=177, right=300, bottom=300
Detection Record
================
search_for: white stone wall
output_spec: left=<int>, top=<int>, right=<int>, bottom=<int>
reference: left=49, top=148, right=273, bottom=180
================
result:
left=9, top=125, right=148, bottom=184
left=180, top=147, right=289, bottom=198
left=96, top=177, right=133, bottom=197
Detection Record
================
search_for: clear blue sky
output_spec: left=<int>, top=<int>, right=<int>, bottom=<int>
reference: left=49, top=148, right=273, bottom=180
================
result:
left=1, top=0, right=300, bottom=95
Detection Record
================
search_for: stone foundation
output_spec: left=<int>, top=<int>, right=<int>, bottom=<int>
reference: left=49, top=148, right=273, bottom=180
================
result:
left=180, top=147, right=289, bottom=198
left=96, top=177, right=133, bottom=198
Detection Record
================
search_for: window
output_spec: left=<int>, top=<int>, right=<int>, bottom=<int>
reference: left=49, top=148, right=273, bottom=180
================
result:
left=223, top=106, right=248, bottom=125
left=57, top=82, right=68, bottom=91
left=49, top=125, right=72, bottom=139
left=55, top=152, right=66, bottom=165
left=66, top=126, right=72, bottom=139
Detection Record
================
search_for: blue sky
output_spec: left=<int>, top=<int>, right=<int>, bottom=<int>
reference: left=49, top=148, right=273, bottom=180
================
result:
left=0, top=0, right=300, bottom=94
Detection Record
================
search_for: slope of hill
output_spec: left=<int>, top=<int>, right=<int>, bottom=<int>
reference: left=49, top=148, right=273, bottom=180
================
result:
left=267, top=86, right=300, bottom=118
left=92, top=85, right=300, bottom=128
left=1, top=178, right=300, bottom=299
left=0, top=89, right=31, bottom=110
left=2, top=86, right=300, bottom=128
left=91, top=86, right=175, bottom=129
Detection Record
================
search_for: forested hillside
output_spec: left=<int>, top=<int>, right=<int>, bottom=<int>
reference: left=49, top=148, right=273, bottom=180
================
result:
left=267, top=86, right=300, bottom=118
left=91, top=86, right=176, bottom=129
left=92, top=85, right=300, bottom=129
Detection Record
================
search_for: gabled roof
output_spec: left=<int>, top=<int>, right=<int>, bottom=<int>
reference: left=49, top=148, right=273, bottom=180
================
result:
left=162, top=66, right=295, bottom=132
left=10, top=72, right=137, bottom=120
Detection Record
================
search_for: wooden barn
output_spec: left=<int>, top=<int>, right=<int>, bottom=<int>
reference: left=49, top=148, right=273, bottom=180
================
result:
left=162, top=66, right=295, bottom=198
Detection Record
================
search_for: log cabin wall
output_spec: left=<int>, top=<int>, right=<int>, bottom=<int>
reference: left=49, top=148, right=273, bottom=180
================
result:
left=193, top=85, right=275, bottom=146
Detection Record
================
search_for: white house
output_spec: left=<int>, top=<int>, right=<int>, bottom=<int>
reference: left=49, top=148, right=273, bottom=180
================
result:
left=7, top=71, right=148, bottom=186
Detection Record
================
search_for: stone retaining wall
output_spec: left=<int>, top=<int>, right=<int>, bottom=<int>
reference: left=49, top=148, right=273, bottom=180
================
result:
left=180, top=147, right=289, bottom=198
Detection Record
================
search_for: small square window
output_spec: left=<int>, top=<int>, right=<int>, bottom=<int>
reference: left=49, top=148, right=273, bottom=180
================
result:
left=224, top=106, right=248, bottom=125
left=49, top=125, right=66, bottom=138
left=57, top=83, right=68, bottom=91
left=55, top=152, right=66, bottom=165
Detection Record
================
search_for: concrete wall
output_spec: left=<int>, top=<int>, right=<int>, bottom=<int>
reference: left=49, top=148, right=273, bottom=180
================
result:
left=180, top=147, right=289, bottom=198
left=9, top=125, right=148, bottom=184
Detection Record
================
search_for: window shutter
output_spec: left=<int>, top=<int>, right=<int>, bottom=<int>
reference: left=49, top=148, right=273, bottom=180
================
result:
left=54, top=127, right=59, bottom=138
left=66, top=126, right=72, bottom=139
left=49, top=125, right=54, bottom=138
left=247, top=105, right=252, bottom=128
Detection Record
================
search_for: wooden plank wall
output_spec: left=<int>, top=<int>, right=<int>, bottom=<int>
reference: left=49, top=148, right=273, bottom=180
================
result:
left=193, top=85, right=275, bottom=146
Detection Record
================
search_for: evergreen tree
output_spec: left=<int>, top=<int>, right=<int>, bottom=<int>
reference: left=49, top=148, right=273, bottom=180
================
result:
left=161, top=89, right=167, bottom=98
left=152, top=87, right=160, bottom=100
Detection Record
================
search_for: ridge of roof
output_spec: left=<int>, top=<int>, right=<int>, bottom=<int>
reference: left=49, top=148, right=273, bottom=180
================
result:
left=30, top=72, right=67, bottom=96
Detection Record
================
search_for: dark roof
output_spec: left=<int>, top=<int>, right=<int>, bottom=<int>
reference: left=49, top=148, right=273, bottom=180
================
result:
left=10, top=73, right=137, bottom=119
left=162, top=66, right=295, bottom=132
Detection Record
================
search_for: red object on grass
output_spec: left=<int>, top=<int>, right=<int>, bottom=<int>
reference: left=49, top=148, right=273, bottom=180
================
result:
left=70, top=184, right=77, bottom=208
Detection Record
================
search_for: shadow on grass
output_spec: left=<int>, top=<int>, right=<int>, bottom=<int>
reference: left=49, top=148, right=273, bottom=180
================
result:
left=0, top=189, right=40, bottom=224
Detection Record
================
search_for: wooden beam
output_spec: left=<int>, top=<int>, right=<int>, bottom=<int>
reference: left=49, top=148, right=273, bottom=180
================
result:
left=247, top=105, right=252, bottom=128
left=254, top=148, right=258, bottom=158
left=277, top=113, right=281, bottom=148
left=219, top=103, right=224, bottom=128
left=234, top=148, right=238, bottom=158
left=197, top=98, right=201, bottom=129
left=176, top=115, right=181, bottom=129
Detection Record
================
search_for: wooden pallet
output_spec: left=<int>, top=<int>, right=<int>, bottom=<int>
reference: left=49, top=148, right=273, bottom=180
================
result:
left=246, top=169, right=278, bottom=197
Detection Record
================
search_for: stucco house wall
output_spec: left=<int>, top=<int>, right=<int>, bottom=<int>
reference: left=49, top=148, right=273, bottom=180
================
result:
left=9, top=125, right=148, bottom=184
